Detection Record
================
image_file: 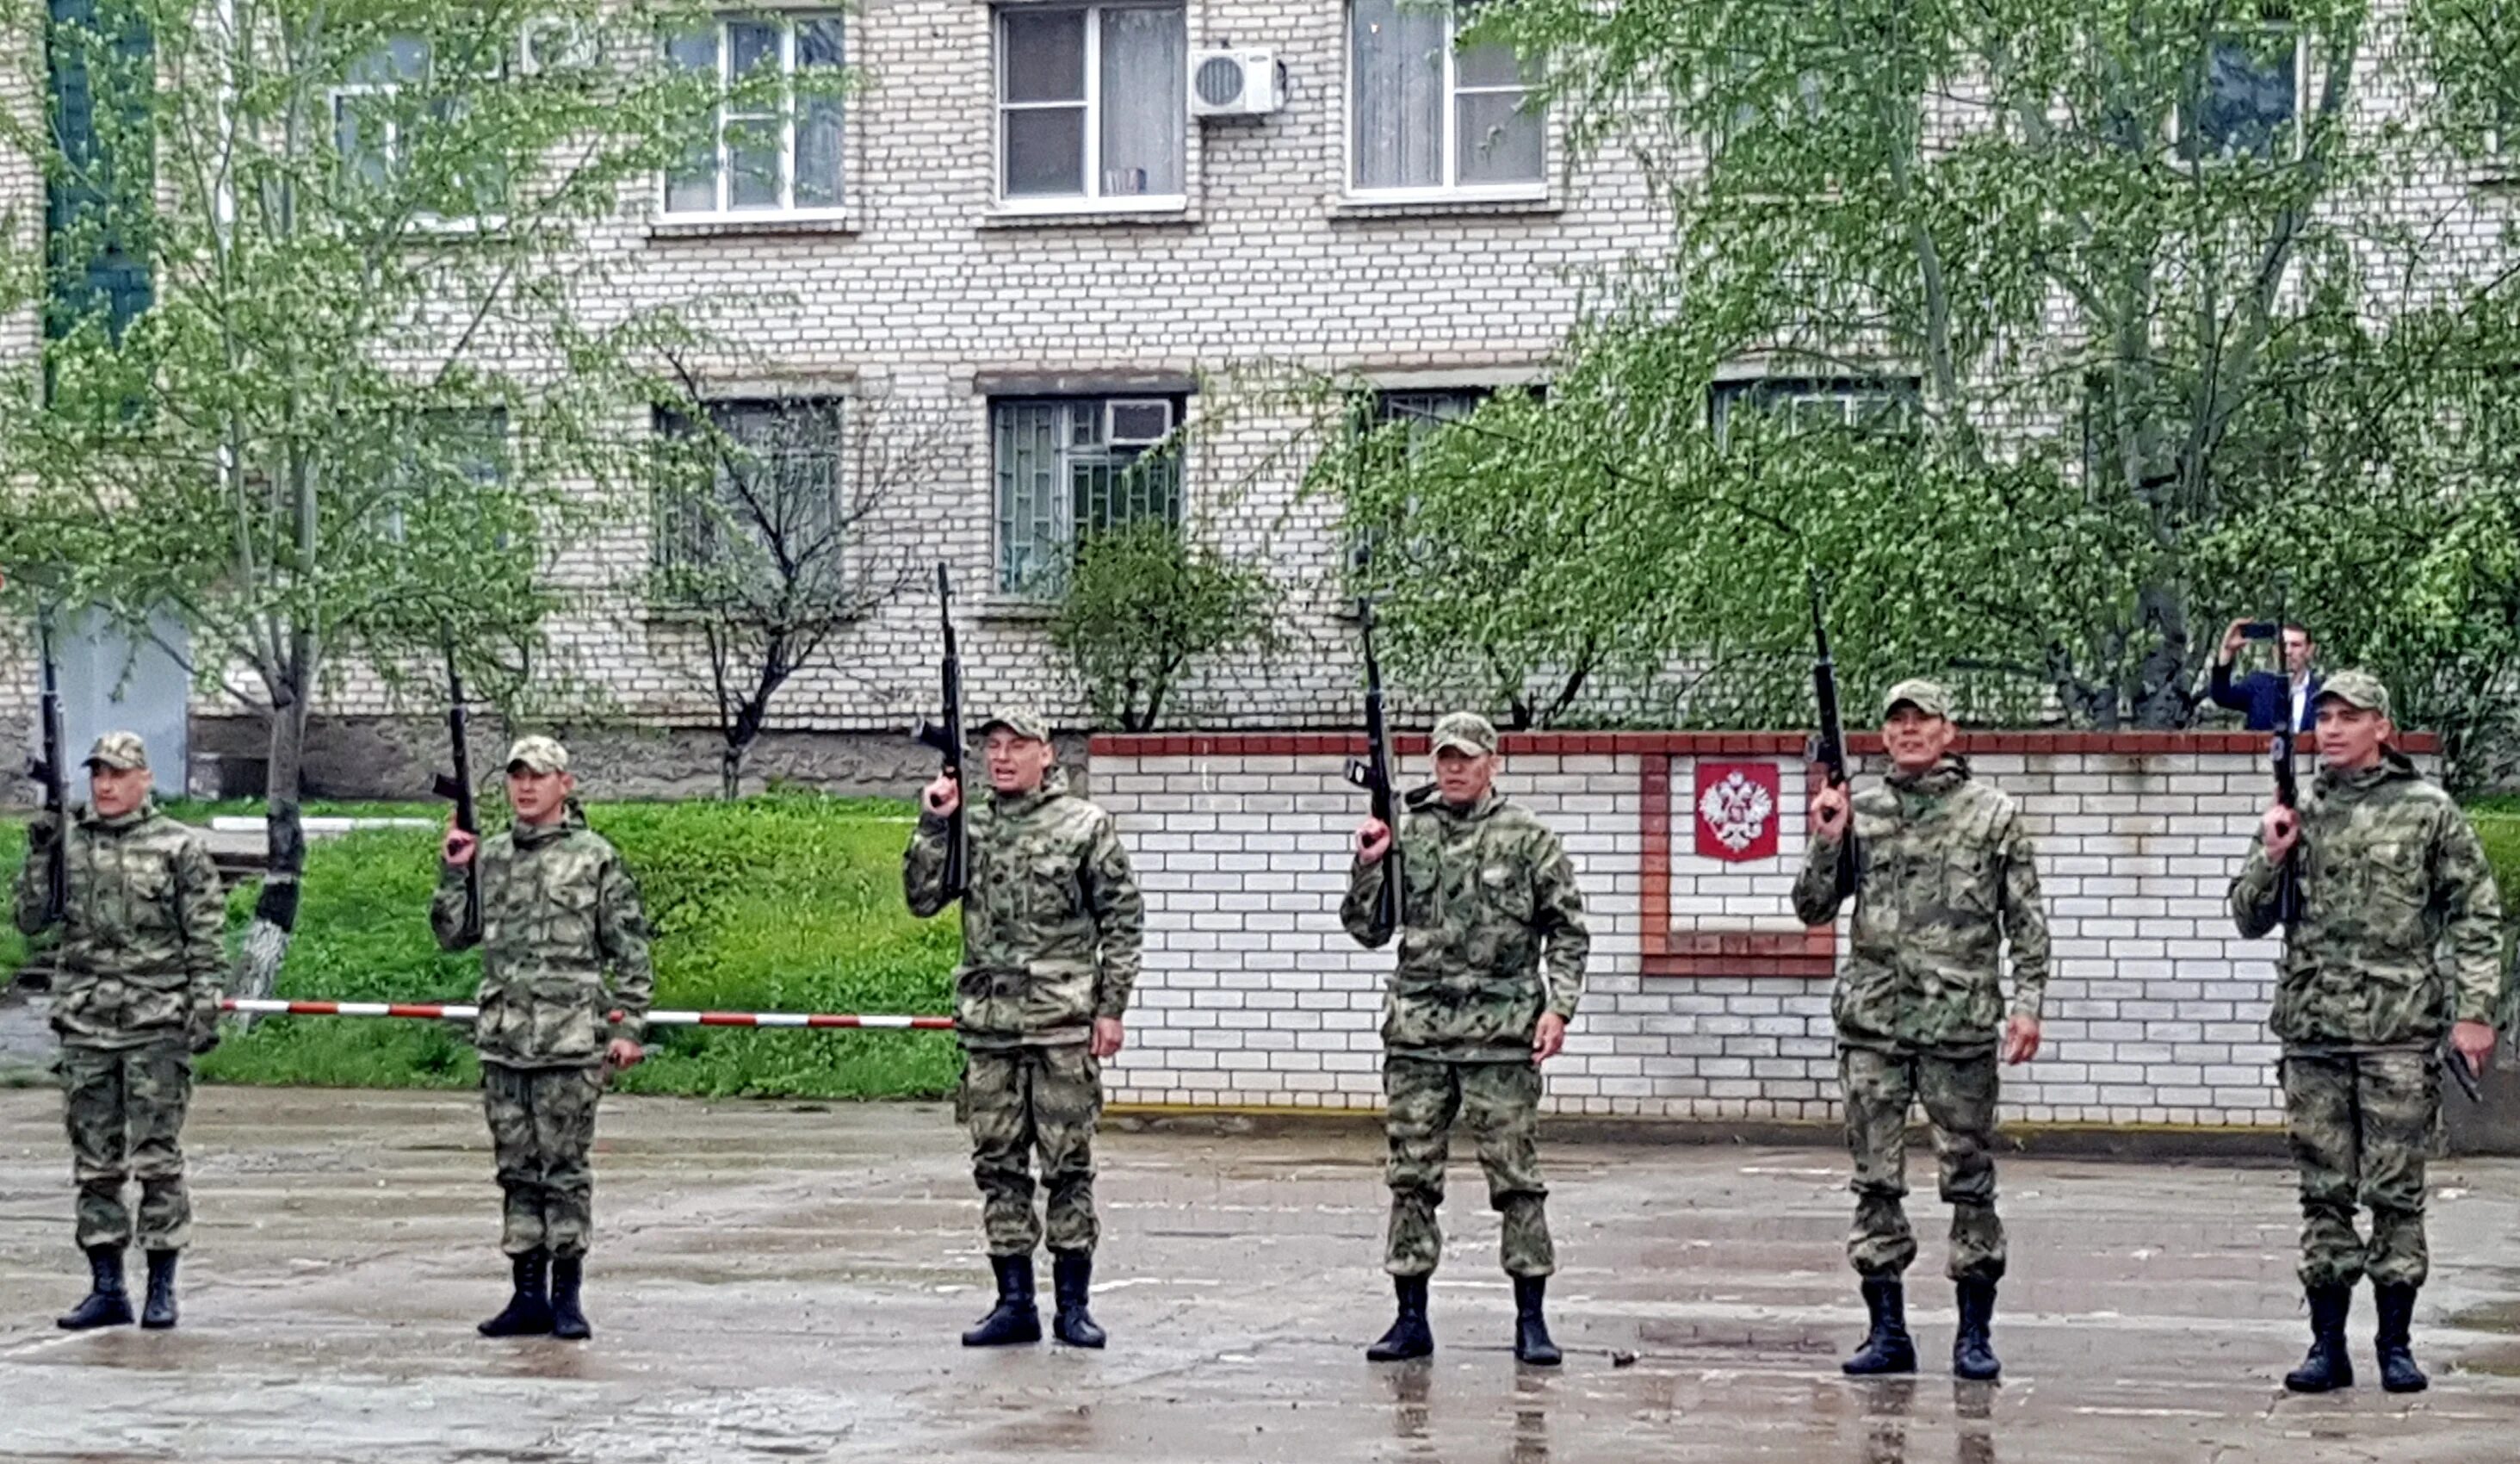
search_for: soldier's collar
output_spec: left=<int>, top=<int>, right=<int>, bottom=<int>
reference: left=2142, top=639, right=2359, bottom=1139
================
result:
left=1885, top=754, right=1971, bottom=792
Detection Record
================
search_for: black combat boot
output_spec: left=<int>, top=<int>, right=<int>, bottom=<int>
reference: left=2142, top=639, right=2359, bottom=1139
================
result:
left=1842, top=1276, right=1916, bottom=1375
left=58, top=1246, right=134, bottom=1331
left=1365, top=1275, right=1434, bottom=1362
left=549, top=1256, right=591, bottom=1341
left=478, top=1250, right=554, bottom=1338
left=962, top=1254, right=1042, bottom=1347
left=2282, top=1284, right=2355, bottom=1393
left=140, top=1250, right=180, bottom=1331
left=1513, top=1276, right=1562, bottom=1366
left=1952, top=1278, right=2001, bottom=1381
left=2374, top=1283, right=2427, bottom=1393
left=1050, top=1250, right=1105, bottom=1349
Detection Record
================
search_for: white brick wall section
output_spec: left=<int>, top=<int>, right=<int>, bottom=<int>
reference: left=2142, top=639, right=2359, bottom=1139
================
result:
left=1096, top=741, right=2407, bottom=1131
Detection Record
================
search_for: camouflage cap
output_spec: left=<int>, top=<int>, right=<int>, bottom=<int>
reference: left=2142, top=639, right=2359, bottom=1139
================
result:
left=976, top=708, right=1052, bottom=743
left=2314, top=668, right=2392, bottom=719
left=1881, top=678, right=1954, bottom=722
left=1430, top=710, right=1500, bottom=757
left=505, top=735, right=570, bottom=774
left=83, top=730, right=149, bottom=771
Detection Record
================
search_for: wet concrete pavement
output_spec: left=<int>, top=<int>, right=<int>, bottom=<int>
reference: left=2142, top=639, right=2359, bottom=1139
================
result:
left=3, top=1088, right=2516, bottom=1462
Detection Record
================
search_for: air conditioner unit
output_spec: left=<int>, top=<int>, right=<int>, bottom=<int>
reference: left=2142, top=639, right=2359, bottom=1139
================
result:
left=520, top=16, right=596, bottom=76
left=1189, top=49, right=1281, bottom=118
left=1106, top=399, right=1175, bottom=446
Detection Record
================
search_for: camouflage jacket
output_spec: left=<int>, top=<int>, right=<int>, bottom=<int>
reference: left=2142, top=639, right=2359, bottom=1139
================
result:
left=11, top=803, right=226, bottom=1051
left=1341, top=785, right=1589, bottom=1064
left=903, top=768, right=1143, bottom=1050
left=2229, top=749, right=2504, bottom=1052
left=1793, top=757, right=2051, bottom=1056
left=431, top=803, right=654, bottom=1069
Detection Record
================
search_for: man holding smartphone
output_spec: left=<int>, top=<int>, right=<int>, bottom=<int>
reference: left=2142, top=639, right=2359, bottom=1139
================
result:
left=2212, top=619, right=2321, bottom=732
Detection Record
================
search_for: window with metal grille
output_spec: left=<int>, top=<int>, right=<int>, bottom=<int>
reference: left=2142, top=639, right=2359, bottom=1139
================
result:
left=653, top=399, right=849, bottom=599
left=993, top=396, right=1184, bottom=593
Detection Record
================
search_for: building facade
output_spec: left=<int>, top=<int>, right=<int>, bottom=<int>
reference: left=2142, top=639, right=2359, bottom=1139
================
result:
left=1, top=0, right=2511, bottom=795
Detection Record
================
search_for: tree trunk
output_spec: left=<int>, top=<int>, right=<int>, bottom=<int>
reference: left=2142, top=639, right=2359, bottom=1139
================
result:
left=720, top=739, right=745, bottom=801
left=230, top=692, right=309, bottom=1002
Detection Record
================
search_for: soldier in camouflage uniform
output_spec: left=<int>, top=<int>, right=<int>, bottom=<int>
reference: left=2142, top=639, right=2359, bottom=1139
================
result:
left=433, top=735, right=653, bottom=1343
left=1342, top=710, right=1589, bottom=1368
left=13, top=732, right=225, bottom=1331
left=904, top=709, right=1142, bottom=1349
left=2228, top=670, right=2502, bottom=1395
left=1795, top=679, right=2049, bottom=1382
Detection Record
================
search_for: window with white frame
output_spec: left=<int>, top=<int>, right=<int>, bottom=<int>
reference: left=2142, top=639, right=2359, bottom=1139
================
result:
left=664, top=14, right=845, bottom=216
left=994, top=397, right=1184, bottom=592
left=1710, top=377, right=1916, bottom=445
left=2176, top=19, right=2305, bottom=160
left=1349, top=0, right=1542, bottom=195
left=332, top=37, right=507, bottom=213
left=996, top=4, right=1186, bottom=204
left=653, top=399, right=850, bottom=598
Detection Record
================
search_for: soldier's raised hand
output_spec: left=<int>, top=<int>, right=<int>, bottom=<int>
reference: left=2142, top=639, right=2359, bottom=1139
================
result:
left=443, top=828, right=479, bottom=868
left=1810, top=784, right=1851, bottom=841
left=2261, top=804, right=2300, bottom=865
left=1355, top=817, right=1393, bottom=865
left=922, top=774, right=962, bottom=818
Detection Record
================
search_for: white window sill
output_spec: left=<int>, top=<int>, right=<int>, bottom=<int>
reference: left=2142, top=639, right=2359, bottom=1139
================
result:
left=976, top=595, right=1059, bottom=623
left=1330, top=189, right=1557, bottom=220
left=647, top=211, right=858, bottom=240
left=406, top=214, right=511, bottom=237
left=982, top=197, right=1193, bottom=228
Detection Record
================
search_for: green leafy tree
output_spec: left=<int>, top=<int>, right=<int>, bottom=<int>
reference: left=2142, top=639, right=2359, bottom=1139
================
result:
left=0, top=0, right=831, bottom=993
left=1048, top=518, right=1279, bottom=733
left=1322, top=0, right=2520, bottom=764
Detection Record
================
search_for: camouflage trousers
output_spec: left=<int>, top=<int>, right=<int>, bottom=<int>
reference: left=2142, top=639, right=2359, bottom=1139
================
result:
left=60, top=1039, right=195, bottom=1252
left=960, top=1044, right=1102, bottom=1257
left=482, top=1062, right=604, bottom=1259
left=1382, top=1056, right=1554, bottom=1279
left=1840, top=1045, right=2005, bottom=1282
left=2282, top=1051, right=2440, bottom=1289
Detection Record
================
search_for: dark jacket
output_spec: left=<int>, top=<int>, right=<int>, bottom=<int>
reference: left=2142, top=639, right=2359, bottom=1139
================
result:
left=2208, top=663, right=2319, bottom=732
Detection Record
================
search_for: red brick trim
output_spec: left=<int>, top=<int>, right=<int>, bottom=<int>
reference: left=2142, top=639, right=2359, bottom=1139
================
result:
left=1638, top=756, right=1838, bottom=978
left=1090, top=729, right=2441, bottom=757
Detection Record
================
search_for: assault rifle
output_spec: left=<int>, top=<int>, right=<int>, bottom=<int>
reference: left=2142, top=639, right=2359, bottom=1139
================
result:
left=1807, top=570, right=1861, bottom=901
left=1345, top=599, right=1402, bottom=936
left=27, top=605, right=67, bottom=925
left=2268, top=587, right=2305, bottom=933
left=913, top=563, right=968, bottom=902
left=430, top=646, right=482, bottom=945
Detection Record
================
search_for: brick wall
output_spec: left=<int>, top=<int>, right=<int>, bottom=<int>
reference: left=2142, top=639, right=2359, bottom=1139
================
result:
left=1091, top=729, right=2446, bottom=1129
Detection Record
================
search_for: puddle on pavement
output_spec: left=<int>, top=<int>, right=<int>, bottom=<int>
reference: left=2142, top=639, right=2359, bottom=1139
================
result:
left=2446, top=1299, right=2520, bottom=1334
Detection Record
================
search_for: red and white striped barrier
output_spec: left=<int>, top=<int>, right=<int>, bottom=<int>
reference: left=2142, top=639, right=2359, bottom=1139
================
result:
left=220, top=998, right=954, bottom=1031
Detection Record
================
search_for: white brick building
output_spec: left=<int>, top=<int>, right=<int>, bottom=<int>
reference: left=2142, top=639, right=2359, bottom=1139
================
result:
left=1, top=0, right=2509, bottom=784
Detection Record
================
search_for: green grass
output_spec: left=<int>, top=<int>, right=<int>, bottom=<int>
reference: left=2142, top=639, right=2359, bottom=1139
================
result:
left=8, top=794, right=960, bottom=1100
left=0, top=821, right=24, bottom=977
